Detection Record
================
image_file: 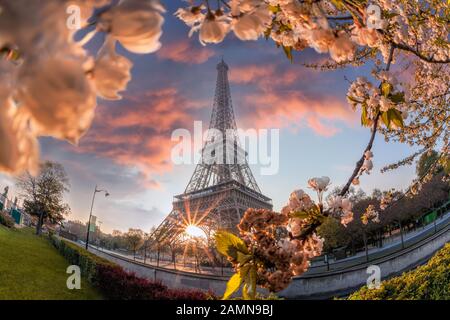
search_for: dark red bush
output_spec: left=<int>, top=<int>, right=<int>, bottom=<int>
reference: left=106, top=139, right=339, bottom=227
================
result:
left=52, top=237, right=213, bottom=300
left=160, top=288, right=215, bottom=300
left=95, top=264, right=167, bottom=300
left=95, top=263, right=214, bottom=300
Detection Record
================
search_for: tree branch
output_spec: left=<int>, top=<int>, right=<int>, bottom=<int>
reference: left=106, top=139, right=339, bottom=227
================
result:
left=339, top=113, right=380, bottom=197
left=339, top=44, right=395, bottom=198
left=391, top=42, right=450, bottom=64
left=297, top=46, right=396, bottom=241
left=326, top=15, right=353, bottom=21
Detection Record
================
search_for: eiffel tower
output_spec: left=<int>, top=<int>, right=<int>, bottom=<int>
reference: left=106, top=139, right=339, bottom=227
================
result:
left=151, top=60, right=272, bottom=244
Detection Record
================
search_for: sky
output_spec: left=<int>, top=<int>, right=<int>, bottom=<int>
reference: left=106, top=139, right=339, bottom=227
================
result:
left=0, top=2, right=420, bottom=233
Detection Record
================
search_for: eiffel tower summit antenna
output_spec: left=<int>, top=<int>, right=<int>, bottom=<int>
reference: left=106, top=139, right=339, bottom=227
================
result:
left=151, top=60, right=272, bottom=244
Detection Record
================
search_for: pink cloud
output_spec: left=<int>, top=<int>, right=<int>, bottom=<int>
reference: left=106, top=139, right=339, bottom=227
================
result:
left=229, top=64, right=318, bottom=90
left=229, top=65, right=277, bottom=84
left=228, top=63, right=356, bottom=137
left=306, top=117, right=340, bottom=137
left=73, top=88, right=208, bottom=186
left=157, top=40, right=215, bottom=64
left=238, top=90, right=352, bottom=136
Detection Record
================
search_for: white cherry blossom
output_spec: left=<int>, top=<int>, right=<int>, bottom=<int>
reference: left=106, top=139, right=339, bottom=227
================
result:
left=17, top=55, right=97, bottom=144
left=308, top=176, right=330, bottom=192
left=98, top=0, right=165, bottom=54
left=0, top=98, right=39, bottom=175
left=92, top=37, right=133, bottom=100
left=0, top=0, right=167, bottom=173
left=198, top=15, right=230, bottom=45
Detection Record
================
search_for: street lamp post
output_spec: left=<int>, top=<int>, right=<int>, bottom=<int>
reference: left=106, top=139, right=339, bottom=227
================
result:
left=85, top=185, right=109, bottom=250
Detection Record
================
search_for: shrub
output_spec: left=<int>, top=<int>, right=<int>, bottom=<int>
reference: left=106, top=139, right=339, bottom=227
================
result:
left=0, top=211, right=15, bottom=228
left=50, top=236, right=214, bottom=300
left=163, top=287, right=215, bottom=300
left=52, top=237, right=104, bottom=281
left=349, top=243, right=450, bottom=300
left=95, top=264, right=167, bottom=300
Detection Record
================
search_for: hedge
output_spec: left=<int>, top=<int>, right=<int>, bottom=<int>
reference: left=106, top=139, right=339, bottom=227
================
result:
left=0, top=211, right=15, bottom=228
left=50, top=236, right=215, bottom=300
left=348, top=243, right=450, bottom=300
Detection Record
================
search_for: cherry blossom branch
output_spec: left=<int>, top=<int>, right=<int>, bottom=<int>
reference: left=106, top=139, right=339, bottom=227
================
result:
left=319, top=4, right=449, bottom=65
left=376, top=28, right=450, bottom=64
left=297, top=46, right=395, bottom=240
left=219, top=0, right=231, bottom=9
left=326, top=15, right=353, bottom=21
left=302, top=48, right=375, bottom=71
left=391, top=42, right=450, bottom=64
left=331, top=3, right=450, bottom=64
left=297, top=219, right=322, bottom=241
left=339, top=44, right=395, bottom=198
left=339, top=113, right=381, bottom=197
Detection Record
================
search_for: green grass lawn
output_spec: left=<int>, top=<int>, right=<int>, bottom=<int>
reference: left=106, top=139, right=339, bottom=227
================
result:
left=0, top=225, right=102, bottom=300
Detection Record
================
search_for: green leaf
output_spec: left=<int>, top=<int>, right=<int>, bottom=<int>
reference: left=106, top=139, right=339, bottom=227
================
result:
left=390, top=92, right=405, bottom=104
left=443, top=157, right=450, bottom=174
left=215, top=230, right=249, bottom=261
left=330, top=0, right=345, bottom=10
left=383, top=12, right=399, bottom=19
left=239, top=264, right=252, bottom=279
left=236, top=252, right=252, bottom=265
left=361, top=104, right=369, bottom=126
left=268, top=5, right=280, bottom=13
left=241, top=264, right=257, bottom=300
left=289, top=210, right=309, bottom=219
left=248, top=265, right=257, bottom=299
left=347, top=95, right=360, bottom=103
left=242, top=284, right=251, bottom=300
left=388, top=109, right=404, bottom=128
left=381, top=111, right=390, bottom=127
left=223, top=273, right=242, bottom=300
left=315, top=213, right=327, bottom=223
left=279, top=24, right=292, bottom=32
left=240, top=266, right=251, bottom=293
left=381, top=82, right=393, bottom=97
left=282, top=46, right=293, bottom=63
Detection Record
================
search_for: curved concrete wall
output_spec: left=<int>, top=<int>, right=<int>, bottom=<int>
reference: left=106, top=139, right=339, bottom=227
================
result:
left=89, top=221, right=449, bottom=299
left=281, top=223, right=449, bottom=299
left=90, top=248, right=228, bottom=294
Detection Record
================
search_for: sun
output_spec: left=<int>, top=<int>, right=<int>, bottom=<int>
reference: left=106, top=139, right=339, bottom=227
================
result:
left=184, top=224, right=206, bottom=238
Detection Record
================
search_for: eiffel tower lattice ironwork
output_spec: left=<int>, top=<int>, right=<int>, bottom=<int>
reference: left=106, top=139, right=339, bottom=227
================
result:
left=150, top=60, right=272, bottom=246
